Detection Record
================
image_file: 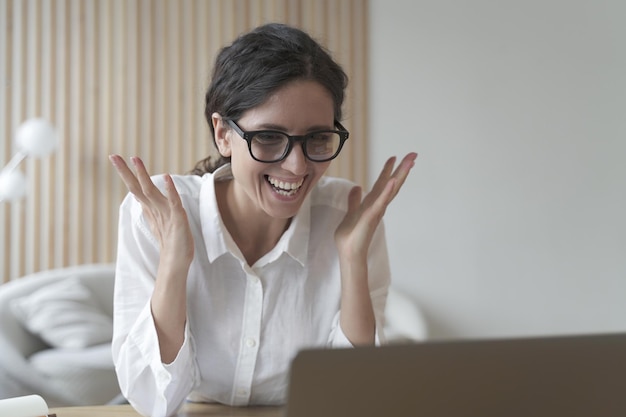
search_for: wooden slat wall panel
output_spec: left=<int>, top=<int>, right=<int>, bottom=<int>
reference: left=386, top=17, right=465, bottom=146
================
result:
left=0, top=0, right=369, bottom=282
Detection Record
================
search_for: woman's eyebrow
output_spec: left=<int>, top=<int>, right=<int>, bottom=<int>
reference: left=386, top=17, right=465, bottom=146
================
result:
left=254, top=122, right=334, bottom=132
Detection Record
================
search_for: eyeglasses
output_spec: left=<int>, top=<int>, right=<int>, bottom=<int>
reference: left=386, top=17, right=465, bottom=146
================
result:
left=225, top=119, right=349, bottom=163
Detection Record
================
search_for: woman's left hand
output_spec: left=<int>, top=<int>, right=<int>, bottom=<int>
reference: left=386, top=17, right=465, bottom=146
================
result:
left=334, top=152, right=417, bottom=345
left=335, top=152, right=417, bottom=260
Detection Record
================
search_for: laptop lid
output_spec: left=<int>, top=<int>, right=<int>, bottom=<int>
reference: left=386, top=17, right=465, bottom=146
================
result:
left=284, top=332, right=626, bottom=417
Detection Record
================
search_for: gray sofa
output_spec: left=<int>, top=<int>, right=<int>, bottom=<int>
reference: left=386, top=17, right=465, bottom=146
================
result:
left=0, top=263, right=426, bottom=407
left=0, top=264, right=122, bottom=406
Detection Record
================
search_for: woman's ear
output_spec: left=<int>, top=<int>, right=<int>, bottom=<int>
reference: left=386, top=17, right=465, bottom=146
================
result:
left=212, top=112, right=232, bottom=158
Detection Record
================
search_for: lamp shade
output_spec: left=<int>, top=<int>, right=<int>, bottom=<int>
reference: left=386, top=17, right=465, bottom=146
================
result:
left=15, top=118, right=58, bottom=158
left=0, top=169, right=27, bottom=202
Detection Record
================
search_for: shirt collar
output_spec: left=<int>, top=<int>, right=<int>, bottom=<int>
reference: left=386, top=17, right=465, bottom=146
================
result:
left=259, top=192, right=310, bottom=267
left=199, top=163, right=310, bottom=267
left=199, top=164, right=234, bottom=263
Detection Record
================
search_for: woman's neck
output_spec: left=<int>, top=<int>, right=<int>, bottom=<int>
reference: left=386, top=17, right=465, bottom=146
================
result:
left=215, top=180, right=291, bottom=266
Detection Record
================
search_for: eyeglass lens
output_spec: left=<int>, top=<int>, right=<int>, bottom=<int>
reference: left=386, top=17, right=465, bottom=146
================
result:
left=250, top=131, right=342, bottom=162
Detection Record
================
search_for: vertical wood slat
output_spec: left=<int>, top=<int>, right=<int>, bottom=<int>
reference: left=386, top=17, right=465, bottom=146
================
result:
left=24, top=0, right=38, bottom=273
left=69, top=0, right=82, bottom=265
left=0, top=0, right=368, bottom=283
left=84, top=0, right=96, bottom=263
left=40, top=0, right=53, bottom=272
left=95, top=0, right=108, bottom=261
left=10, top=0, right=25, bottom=279
left=0, top=0, right=8, bottom=275
left=53, top=0, right=66, bottom=268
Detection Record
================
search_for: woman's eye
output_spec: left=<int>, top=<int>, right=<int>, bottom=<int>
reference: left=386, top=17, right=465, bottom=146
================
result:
left=308, top=133, right=334, bottom=149
left=254, top=132, right=286, bottom=145
left=309, top=132, right=332, bottom=142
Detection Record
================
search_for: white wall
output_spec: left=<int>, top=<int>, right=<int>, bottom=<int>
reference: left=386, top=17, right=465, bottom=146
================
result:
left=369, top=0, right=626, bottom=339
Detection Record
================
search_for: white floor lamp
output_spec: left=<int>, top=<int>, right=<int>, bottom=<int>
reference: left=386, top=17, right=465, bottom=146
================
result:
left=0, top=119, right=58, bottom=203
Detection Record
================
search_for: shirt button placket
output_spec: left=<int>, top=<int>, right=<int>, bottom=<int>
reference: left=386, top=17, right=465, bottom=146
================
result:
left=232, top=271, right=263, bottom=405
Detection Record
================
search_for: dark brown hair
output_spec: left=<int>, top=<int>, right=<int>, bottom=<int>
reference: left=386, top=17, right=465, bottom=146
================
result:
left=190, top=23, right=348, bottom=175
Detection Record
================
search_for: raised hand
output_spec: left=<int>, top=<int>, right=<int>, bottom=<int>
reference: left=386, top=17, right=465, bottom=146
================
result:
left=334, top=152, right=417, bottom=345
left=335, top=152, right=417, bottom=260
left=109, top=155, right=194, bottom=266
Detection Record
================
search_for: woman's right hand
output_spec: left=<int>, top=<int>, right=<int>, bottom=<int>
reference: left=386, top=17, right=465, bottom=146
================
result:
left=110, top=155, right=192, bottom=362
left=109, top=155, right=194, bottom=266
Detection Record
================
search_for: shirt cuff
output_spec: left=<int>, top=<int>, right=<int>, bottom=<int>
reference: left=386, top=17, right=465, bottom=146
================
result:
left=328, top=313, right=382, bottom=348
left=131, top=303, right=196, bottom=394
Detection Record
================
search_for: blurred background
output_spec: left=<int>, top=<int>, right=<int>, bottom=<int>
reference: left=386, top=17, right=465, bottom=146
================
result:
left=369, top=0, right=626, bottom=339
left=2, top=0, right=626, bottom=340
left=1, top=0, right=368, bottom=280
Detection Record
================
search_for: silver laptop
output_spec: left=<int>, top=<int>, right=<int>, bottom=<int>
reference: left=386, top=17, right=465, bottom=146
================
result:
left=284, top=332, right=626, bottom=417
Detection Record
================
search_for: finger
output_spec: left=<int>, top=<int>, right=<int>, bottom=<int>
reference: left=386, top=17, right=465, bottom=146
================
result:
left=369, top=178, right=396, bottom=218
left=372, top=156, right=396, bottom=192
left=130, top=157, right=168, bottom=206
left=388, top=152, right=418, bottom=199
left=350, top=179, right=395, bottom=244
left=392, top=152, right=418, bottom=176
left=347, top=186, right=362, bottom=214
left=163, top=173, right=184, bottom=210
left=109, top=154, right=148, bottom=202
left=362, top=156, right=396, bottom=208
left=363, top=153, right=416, bottom=217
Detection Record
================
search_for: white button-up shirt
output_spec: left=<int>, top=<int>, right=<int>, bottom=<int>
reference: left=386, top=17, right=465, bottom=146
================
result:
left=112, top=164, right=390, bottom=417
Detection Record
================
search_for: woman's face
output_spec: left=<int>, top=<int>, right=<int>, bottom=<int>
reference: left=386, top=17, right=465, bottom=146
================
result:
left=215, top=79, right=336, bottom=220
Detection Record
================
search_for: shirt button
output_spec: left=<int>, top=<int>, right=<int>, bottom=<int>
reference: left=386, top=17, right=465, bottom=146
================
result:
left=245, top=337, right=257, bottom=348
left=237, top=388, right=248, bottom=397
left=250, top=276, right=260, bottom=284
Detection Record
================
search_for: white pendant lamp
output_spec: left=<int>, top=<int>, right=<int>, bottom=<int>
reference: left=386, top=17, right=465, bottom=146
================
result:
left=0, top=118, right=58, bottom=203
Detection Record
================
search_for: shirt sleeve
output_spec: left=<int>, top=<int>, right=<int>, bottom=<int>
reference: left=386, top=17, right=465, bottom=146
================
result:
left=111, top=193, right=199, bottom=417
left=327, top=221, right=391, bottom=348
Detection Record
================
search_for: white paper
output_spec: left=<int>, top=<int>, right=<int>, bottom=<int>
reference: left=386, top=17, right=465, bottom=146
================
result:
left=0, top=395, right=49, bottom=417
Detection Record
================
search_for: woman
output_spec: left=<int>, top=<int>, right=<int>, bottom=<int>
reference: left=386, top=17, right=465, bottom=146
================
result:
left=109, top=23, right=417, bottom=417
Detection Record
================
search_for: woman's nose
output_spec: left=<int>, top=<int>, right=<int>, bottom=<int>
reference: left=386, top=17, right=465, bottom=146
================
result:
left=280, top=142, right=307, bottom=175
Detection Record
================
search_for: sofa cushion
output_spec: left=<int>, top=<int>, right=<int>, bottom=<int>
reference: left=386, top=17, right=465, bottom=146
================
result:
left=29, top=343, right=120, bottom=405
left=10, top=276, right=113, bottom=349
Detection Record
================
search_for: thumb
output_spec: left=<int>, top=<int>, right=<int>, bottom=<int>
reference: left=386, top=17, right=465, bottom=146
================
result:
left=347, top=185, right=362, bottom=214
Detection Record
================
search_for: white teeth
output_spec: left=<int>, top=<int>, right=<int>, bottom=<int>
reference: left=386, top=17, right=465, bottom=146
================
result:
left=267, top=176, right=304, bottom=195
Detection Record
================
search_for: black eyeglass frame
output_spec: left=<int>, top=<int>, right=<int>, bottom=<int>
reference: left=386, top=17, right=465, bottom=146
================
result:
left=225, top=118, right=349, bottom=163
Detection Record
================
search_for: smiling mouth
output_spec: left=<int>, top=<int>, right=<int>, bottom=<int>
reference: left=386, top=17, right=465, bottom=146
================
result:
left=266, top=175, right=305, bottom=196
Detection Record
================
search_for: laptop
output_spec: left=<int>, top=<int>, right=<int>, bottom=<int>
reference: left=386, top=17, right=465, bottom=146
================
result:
left=284, top=332, right=626, bottom=417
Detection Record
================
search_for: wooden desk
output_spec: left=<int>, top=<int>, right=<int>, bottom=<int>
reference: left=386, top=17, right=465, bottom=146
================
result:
left=50, top=403, right=283, bottom=417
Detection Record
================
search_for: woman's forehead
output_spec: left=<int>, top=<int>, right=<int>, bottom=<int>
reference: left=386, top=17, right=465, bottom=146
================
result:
left=240, top=80, right=335, bottom=130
